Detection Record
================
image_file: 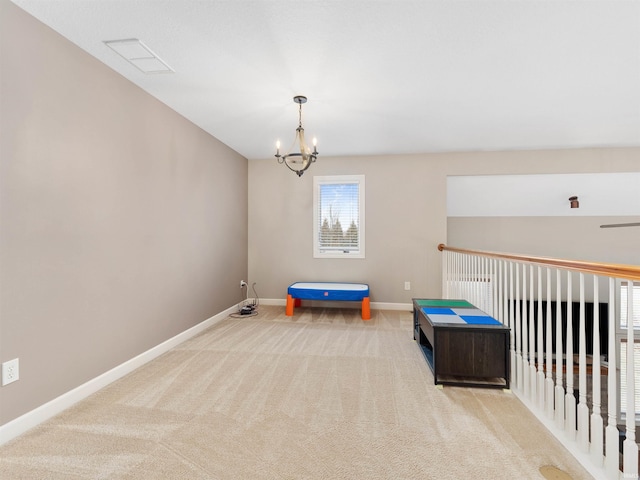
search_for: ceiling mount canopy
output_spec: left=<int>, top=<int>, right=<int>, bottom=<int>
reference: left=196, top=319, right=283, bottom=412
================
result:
left=569, top=196, right=579, bottom=208
left=275, top=96, right=318, bottom=177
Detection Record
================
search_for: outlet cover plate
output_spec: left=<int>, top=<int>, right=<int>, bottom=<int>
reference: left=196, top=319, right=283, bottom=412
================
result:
left=2, top=358, right=19, bottom=386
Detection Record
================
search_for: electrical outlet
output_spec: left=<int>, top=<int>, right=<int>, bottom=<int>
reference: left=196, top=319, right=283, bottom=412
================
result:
left=240, top=280, right=247, bottom=288
left=2, top=358, right=19, bottom=386
left=404, top=281, right=411, bottom=291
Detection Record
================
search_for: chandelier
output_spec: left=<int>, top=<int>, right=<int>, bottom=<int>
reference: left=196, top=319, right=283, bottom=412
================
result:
left=275, top=96, right=318, bottom=177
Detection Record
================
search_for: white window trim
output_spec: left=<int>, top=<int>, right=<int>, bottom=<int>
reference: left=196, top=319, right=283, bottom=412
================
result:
left=313, top=175, right=365, bottom=259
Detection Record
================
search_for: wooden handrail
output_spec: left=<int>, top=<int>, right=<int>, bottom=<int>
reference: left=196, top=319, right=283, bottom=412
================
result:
left=438, top=243, right=640, bottom=282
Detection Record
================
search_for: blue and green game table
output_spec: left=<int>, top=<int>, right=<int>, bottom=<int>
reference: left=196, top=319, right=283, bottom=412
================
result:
left=412, top=298, right=510, bottom=389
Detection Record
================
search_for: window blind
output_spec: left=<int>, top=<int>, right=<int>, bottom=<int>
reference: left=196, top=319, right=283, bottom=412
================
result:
left=620, top=281, right=640, bottom=328
left=313, top=175, right=365, bottom=258
left=618, top=282, right=640, bottom=416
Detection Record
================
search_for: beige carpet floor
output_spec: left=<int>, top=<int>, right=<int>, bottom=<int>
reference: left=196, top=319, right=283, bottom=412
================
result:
left=0, top=306, right=594, bottom=479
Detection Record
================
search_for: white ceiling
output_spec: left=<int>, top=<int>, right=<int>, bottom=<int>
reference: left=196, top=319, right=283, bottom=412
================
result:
left=10, top=0, right=640, bottom=160
left=447, top=172, right=640, bottom=217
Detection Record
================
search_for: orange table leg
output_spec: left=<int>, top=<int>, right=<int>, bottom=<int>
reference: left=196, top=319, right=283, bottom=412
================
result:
left=361, top=297, right=371, bottom=320
left=294, top=298, right=301, bottom=307
left=286, top=294, right=294, bottom=316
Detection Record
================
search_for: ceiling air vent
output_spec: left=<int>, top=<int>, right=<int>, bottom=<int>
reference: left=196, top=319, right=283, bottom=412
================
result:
left=104, top=38, right=174, bottom=74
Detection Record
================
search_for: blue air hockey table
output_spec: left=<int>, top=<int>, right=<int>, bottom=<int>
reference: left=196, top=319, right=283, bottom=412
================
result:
left=286, top=282, right=370, bottom=320
left=413, top=299, right=510, bottom=389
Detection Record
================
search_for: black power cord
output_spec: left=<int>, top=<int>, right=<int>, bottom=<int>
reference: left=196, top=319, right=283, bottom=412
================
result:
left=231, top=282, right=260, bottom=318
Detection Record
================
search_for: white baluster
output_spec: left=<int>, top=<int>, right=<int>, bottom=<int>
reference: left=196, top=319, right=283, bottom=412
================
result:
left=577, top=273, right=589, bottom=451
left=555, top=269, right=565, bottom=430
left=470, top=255, right=474, bottom=301
left=448, top=250, right=452, bottom=297
left=590, top=275, right=603, bottom=466
left=459, top=252, right=463, bottom=297
left=467, top=254, right=472, bottom=302
left=523, top=264, right=530, bottom=398
left=604, top=277, right=619, bottom=477
left=476, top=256, right=480, bottom=307
left=453, top=252, right=458, bottom=299
left=450, top=252, right=454, bottom=298
left=516, top=263, right=522, bottom=391
left=496, top=260, right=502, bottom=323
left=492, top=258, right=498, bottom=318
left=509, top=262, right=516, bottom=389
left=546, top=268, right=554, bottom=418
left=484, top=257, right=490, bottom=314
left=623, top=280, right=638, bottom=477
left=459, top=253, right=464, bottom=300
left=565, top=271, right=576, bottom=440
left=480, top=256, right=484, bottom=308
left=537, top=266, right=545, bottom=407
left=463, top=254, right=467, bottom=300
left=503, top=260, right=508, bottom=327
left=442, top=250, right=448, bottom=297
left=530, top=265, right=537, bottom=401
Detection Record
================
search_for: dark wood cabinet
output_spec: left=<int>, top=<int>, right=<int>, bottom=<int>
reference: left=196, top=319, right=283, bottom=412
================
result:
left=413, top=299, right=510, bottom=389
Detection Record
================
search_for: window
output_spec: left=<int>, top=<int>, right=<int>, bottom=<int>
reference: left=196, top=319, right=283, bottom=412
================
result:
left=618, top=339, right=640, bottom=417
left=620, top=281, right=640, bottom=328
left=313, top=175, right=365, bottom=258
left=617, top=282, right=640, bottom=418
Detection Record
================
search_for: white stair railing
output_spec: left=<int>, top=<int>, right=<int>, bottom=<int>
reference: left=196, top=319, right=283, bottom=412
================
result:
left=438, top=244, right=640, bottom=480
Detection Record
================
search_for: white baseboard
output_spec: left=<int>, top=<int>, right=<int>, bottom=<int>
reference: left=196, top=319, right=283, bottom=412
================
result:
left=512, top=390, right=609, bottom=480
left=0, top=304, right=237, bottom=446
left=257, top=298, right=286, bottom=306
left=0, top=300, right=412, bottom=445
left=372, top=302, right=413, bottom=311
left=258, top=298, right=413, bottom=311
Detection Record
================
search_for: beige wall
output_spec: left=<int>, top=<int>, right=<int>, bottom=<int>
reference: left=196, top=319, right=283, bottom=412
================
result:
left=448, top=216, right=640, bottom=266
left=249, top=149, right=639, bottom=303
left=249, top=154, right=446, bottom=304
left=0, top=1, right=248, bottom=425
left=3, top=0, right=639, bottom=432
